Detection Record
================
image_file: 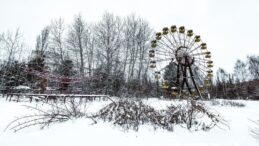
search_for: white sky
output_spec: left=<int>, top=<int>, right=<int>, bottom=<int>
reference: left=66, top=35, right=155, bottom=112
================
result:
left=1, top=0, right=259, bottom=73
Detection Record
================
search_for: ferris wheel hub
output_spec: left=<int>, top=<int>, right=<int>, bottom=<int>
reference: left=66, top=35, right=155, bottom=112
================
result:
left=175, top=46, right=194, bottom=66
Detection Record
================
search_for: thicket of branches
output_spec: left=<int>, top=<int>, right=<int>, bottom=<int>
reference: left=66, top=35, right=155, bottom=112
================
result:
left=95, top=99, right=227, bottom=131
left=5, top=98, right=227, bottom=132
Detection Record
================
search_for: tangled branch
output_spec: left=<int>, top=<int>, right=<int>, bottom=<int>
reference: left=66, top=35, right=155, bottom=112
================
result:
left=5, top=98, right=87, bottom=132
left=5, top=98, right=227, bottom=132
left=95, top=99, right=228, bottom=131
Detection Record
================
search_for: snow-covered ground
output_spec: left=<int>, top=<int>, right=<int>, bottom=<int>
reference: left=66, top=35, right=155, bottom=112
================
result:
left=0, top=97, right=259, bottom=146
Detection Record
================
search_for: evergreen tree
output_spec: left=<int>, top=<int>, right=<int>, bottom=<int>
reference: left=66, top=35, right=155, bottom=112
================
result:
left=59, top=59, right=73, bottom=92
left=163, top=62, right=178, bottom=96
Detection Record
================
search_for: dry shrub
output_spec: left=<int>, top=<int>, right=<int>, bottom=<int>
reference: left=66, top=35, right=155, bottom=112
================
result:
left=166, top=100, right=227, bottom=131
left=95, top=99, right=169, bottom=131
left=5, top=98, right=227, bottom=132
left=5, top=98, right=88, bottom=132
left=95, top=99, right=227, bottom=131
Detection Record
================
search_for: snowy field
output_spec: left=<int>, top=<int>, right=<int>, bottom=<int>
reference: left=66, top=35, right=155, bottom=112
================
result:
left=0, top=96, right=259, bottom=146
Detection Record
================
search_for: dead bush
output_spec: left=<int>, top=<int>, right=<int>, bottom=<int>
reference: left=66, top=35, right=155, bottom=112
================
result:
left=95, top=99, right=170, bottom=131
left=5, top=98, right=227, bottom=132
left=5, top=98, right=90, bottom=132
left=94, top=99, right=227, bottom=131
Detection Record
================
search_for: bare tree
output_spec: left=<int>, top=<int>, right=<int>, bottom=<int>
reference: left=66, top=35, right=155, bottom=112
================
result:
left=35, top=26, right=50, bottom=57
left=216, top=68, right=228, bottom=98
left=94, top=12, right=123, bottom=76
left=135, top=20, right=152, bottom=83
left=83, top=25, right=95, bottom=77
left=123, top=15, right=139, bottom=81
left=67, top=14, right=88, bottom=77
left=247, top=55, right=259, bottom=79
left=0, top=29, right=24, bottom=65
left=233, top=59, right=248, bottom=82
left=49, top=18, right=66, bottom=63
left=0, top=29, right=25, bottom=88
left=122, top=15, right=152, bottom=83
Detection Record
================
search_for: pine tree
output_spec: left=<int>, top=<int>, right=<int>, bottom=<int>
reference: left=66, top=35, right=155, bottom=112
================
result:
left=59, top=59, right=73, bottom=92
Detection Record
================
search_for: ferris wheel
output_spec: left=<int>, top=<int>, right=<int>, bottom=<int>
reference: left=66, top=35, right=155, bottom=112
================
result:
left=149, top=25, right=213, bottom=98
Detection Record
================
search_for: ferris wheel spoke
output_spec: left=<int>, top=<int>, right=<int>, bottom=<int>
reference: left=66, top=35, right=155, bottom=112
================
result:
left=155, top=58, right=174, bottom=62
left=181, top=37, right=194, bottom=55
left=186, top=36, right=192, bottom=47
left=193, top=57, right=206, bottom=63
left=155, top=55, right=173, bottom=61
left=177, top=32, right=183, bottom=47
left=155, top=53, right=173, bottom=59
left=194, top=61, right=207, bottom=68
left=157, top=39, right=176, bottom=52
left=155, top=46, right=174, bottom=55
left=169, top=32, right=180, bottom=48
left=193, top=61, right=207, bottom=68
left=155, top=52, right=174, bottom=58
left=193, top=56, right=207, bottom=62
left=192, top=61, right=207, bottom=71
left=191, top=65, right=207, bottom=77
left=193, top=62, right=208, bottom=72
left=155, top=48, right=172, bottom=54
left=187, top=38, right=196, bottom=49
left=189, top=44, right=203, bottom=54
left=185, top=36, right=194, bottom=48
left=163, top=35, right=178, bottom=51
left=167, top=34, right=178, bottom=48
left=153, top=58, right=164, bottom=73
left=183, top=34, right=187, bottom=47
left=193, top=61, right=206, bottom=67
left=192, top=51, right=211, bottom=59
left=156, top=47, right=174, bottom=55
left=192, top=52, right=208, bottom=56
left=156, top=52, right=174, bottom=58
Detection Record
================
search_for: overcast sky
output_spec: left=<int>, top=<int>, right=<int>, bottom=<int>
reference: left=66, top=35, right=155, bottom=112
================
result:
left=1, top=0, right=259, bottom=73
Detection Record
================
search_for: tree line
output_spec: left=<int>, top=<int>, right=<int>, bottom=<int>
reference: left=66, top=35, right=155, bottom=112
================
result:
left=0, top=13, right=157, bottom=96
left=211, top=55, right=259, bottom=100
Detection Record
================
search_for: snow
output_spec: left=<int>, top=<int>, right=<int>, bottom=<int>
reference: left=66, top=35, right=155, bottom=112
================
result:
left=13, top=85, right=31, bottom=89
left=0, top=97, right=259, bottom=146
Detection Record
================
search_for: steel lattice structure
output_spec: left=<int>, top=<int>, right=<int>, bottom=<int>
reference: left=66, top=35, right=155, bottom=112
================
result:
left=149, top=25, right=213, bottom=98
